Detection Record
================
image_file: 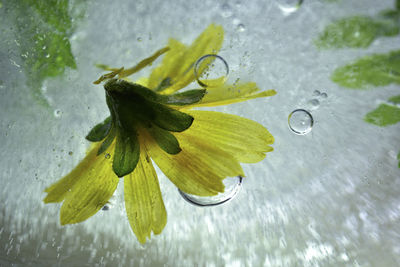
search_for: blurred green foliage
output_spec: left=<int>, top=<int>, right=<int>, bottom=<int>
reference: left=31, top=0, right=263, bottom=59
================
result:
left=315, top=16, right=399, bottom=49
left=331, top=50, right=400, bottom=89
left=13, top=0, right=85, bottom=106
left=318, top=0, right=400, bottom=168
left=364, top=103, right=400, bottom=127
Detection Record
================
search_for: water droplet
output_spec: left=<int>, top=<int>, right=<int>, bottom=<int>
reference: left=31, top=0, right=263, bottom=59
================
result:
left=288, top=109, right=313, bottom=135
left=277, top=0, right=303, bottom=16
left=236, top=23, right=246, bottom=32
left=179, top=176, right=242, bottom=207
left=105, top=153, right=111, bottom=159
left=320, top=92, right=328, bottom=99
left=54, top=109, right=61, bottom=118
left=194, top=54, right=229, bottom=88
left=308, top=99, right=320, bottom=110
left=68, top=151, right=73, bottom=156
left=221, top=3, right=233, bottom=18
left=313, top=90, right=321, bottom=96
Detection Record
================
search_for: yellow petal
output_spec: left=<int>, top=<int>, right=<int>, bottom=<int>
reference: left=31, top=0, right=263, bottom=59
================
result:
left=144, top=129, right=244, bottom=197
left=48, top=142, right=119, bottom=225
left=118, top=47, right=170, bottom=79
left=44, top=143, right=104, bottom=203
left=148, top=38, right=187, bottom=90
left=148, top=24, right=224, bottom=93
left=176, top=111, right=274, bottom=163
left=182, top=82, right=276, bottom=108
left=124, top=147, right=167, bottom=244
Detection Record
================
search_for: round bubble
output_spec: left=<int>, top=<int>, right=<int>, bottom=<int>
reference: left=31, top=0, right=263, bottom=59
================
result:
left=277, top=0, right=303, bottom=16
left=194, top=54, right=229, bottom=88
left=307, top=99, right=320, bottom=110
left=320, top=92, right=328, bottom=99
left=288, top=109, right=314, bottom=135
left=178, top=176, right=243, bottom=207
left=54, top=109, right=61, bottom=118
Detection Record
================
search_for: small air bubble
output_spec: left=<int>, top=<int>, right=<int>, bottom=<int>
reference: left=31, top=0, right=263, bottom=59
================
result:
left=313, top=90, right=321, bottom=96
left=68, top=151, right=73, bottom=156
left=277, top=0, right=303, bottom=16
left=308, top=99, right=320, bottom=110
left=54, top=109, right=61, bottom=118
left=320, top=92, right=328, bottom=98
left=221, top=3, right=233, bottom=18
left=105, top=153, right=111, bottom=159
left=288, top=109, right=313, bottom=135
left=179, top=176, right=242, bottom=207
left=137, top=37, right=142, bottom=42
left=236, top=23, right=246, bottom=32
left=194, top=54, right=229, bottom=88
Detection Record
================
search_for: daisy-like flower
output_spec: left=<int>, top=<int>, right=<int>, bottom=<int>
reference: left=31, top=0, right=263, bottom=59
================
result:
left=44, top=24, right=276, bottom=243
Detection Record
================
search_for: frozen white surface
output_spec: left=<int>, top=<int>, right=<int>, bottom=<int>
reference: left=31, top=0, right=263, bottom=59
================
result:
left=1, top=0, right=400, bottom=266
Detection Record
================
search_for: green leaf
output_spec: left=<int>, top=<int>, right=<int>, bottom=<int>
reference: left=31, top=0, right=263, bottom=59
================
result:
left=104, top=79, right=206, bottom=106
left=388, top=95, right=400, bottom=104
left=113, top=128, right=140, bottom=177
left=315, top=16, right=399, bottom=49
left=364, top=104, right=400, bottom=126
left=147, top=125, right=181, bottom=155
left=7, top=0, right=86, bottom=106
left=97, top=125, right=116, bottom=155
left=86, top=117, right=112, bottom=142
left=331, top=50, right=400, bottom=89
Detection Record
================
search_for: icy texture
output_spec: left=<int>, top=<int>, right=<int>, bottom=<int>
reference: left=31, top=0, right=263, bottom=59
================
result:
left=1, top=0, right=400, bottom=266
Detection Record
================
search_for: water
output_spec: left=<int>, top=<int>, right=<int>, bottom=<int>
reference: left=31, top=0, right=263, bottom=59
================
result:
left=1, top=0, right=399, bottom=266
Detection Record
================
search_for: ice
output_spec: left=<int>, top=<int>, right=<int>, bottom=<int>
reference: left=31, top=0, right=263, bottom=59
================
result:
left=1, top=0, right=400, bottom=266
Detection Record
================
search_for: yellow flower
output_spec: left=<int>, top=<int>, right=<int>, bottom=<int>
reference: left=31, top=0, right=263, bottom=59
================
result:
left=43, top=24, right=276, bottom=244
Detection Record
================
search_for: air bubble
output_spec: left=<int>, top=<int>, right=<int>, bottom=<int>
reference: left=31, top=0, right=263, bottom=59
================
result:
left=68, top=151, right=73, bottom=156
left=288, top=109, right=313, bottom=135
left=54, top=109, right=61, bottom=118
left=179, top=176, right=243, bottom=207
left=277, top=0, right=303, bottom=16
left=313, top=90, right=321, bottom=96
left=320, top=92, right=328, bottom=99
left=194, top=54, right=229, bottom=88
left=236, top=23, right=246, bottom=32
left=308, top=99, right=320, bottom=110
left=221, top=3, right=233, bottom=18
left=105, top=153, right=111, bottom=159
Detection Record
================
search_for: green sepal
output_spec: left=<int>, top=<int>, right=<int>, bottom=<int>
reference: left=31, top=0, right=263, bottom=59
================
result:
left=364, top=103, right=400, bottom=126
left=97, top=124, right=116, bottom=155
left=331, top=50, right=400, bottom=89
left=155, top=77, right=172, bottom=91
left=150, top=102, right=194, bottom=132
left=104, top=79, right=206, bottom=106
left=112, top=127, right=140, bottom=177
left=147, top=124, right=181, bottom=155
left=167, top=89, right=207, bottom=106
left=86, top=117, right=112, bottom=142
